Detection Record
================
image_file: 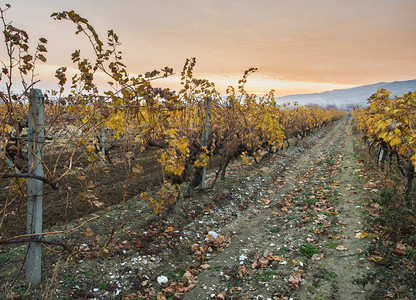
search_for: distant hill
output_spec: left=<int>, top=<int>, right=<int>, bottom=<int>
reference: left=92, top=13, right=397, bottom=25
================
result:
left=276, top=79, right=416, bottom=109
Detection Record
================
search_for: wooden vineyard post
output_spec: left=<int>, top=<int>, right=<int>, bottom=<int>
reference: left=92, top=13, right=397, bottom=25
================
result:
left=26, top=88, right=44, bottom=285
left=200, top=97, right=211, bottom=189
left=98, top=96, right=106, bottom=166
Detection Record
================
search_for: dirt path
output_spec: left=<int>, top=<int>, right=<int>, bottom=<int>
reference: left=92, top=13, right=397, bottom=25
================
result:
left=184, top=116, right=374, bottom=299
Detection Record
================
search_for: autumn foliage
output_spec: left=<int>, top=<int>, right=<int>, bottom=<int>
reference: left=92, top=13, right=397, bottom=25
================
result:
left=0, top=6, right=345, bottom=243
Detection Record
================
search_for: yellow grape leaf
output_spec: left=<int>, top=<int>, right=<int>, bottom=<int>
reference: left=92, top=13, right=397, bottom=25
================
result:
left=390, top=136, right=401, bottom=146
left=379, top=132, right=388, bottom=140
left=241, top=154, right=250, bottom=165
left=398, top=144, right=407, bottom=154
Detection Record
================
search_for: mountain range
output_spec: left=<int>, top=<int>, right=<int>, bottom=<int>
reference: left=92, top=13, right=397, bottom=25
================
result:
left=276, top=79, right=416, bottom=109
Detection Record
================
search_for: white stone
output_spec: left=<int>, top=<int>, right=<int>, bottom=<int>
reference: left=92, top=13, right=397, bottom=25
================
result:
left=207, top=231, right=218, bottom=239
left=157, top=275, right=169, bottom=285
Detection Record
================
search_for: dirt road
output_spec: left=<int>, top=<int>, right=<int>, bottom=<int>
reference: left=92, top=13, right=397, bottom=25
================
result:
left=182, top=115, right=374, bottom=299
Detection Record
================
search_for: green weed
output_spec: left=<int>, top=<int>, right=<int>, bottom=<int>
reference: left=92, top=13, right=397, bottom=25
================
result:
left=257, top=269, right=278, bottom=282
left=300, top=243, right=320, bottom=258
left=269, top=227, right=280, bottom=233
left=325, top=241, right=339, bottom=249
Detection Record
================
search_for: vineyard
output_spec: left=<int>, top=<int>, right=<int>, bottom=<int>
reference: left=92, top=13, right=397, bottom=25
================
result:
left=1, top=4, right=416, bottom=300
left=352, top=89, right=416, bottom=199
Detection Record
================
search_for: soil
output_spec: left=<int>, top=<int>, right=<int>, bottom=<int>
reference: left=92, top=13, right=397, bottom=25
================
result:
left=0, top=145, right=164, bottom=238
left=0, top=116, right=386, bottom=299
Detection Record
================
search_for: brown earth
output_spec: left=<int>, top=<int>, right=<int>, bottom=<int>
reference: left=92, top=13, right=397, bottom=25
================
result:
left=0, top=145, right=164, bottom=238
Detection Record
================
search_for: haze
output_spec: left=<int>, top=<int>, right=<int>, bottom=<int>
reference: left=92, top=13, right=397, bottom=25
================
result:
left=3, top=0, right=416, bottom=96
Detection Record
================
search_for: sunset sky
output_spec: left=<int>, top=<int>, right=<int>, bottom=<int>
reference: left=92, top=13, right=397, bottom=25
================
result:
left=2, top=0, right=416, bottom=96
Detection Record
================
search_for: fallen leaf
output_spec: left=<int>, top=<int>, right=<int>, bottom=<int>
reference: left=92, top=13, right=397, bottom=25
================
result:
left=258, top=257, right=269, bottom=268
left=355, top=232, right=368, bottom=239
left=392, top=248, right=406, bottom=256
left=313, top=228, right=323, bottom=234
left=164, top=226, right=174, bottom=233
left=200, top=264, right=210, bottom=269
left=328, top=234, right=341, bottom=239
left=215, top=291, right=227, bottom=299
left=336, top=245, right=348, bottom=251
left=288, top=269, right=305, bottom=289
left=99, top=246, right=112, bottom=259
left=262, top=198, right=271, bottom=205
left=92, top=200, right=105, bottom=210
left=311, top=253, right=325, bottom=260
left=84, top=227, right=94, bottom=238
left=367, top=256, right=384, bottom=264
left=251, top=258, right=258, bottom=269
left=273, top=255, right=285, bottom=262
left=392, top=241, right=407, bottom=256
left=134, top=240, right=143, bottom=248
left=238, top=266, right=250, bottom=278
left=229, top=286, right=242, bottom=294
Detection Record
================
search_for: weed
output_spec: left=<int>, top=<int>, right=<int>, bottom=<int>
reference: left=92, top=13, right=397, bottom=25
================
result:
left=300, top=243, right=320, bottom=258
left=306, top=198, right=318, bottom=206
left=98, top=282, right=107, bottom=291
left=318, top=211, right=331, bottom=217
left=0, top=252, right=12, bottom=265
left=353, top=270, right=377, bottom=287
left=14, top=287, right=31, bottom=298
left=221, top=265, right=243, bottom=289
left=269, top=227, right=280, bottom=233
left=330, top=215, right=339, bottom=226
left=331, top=281, right=339, bottom=293
left=313, top=294, right=331, bottom=300
left=60, top=276, right=73, bottom=287
left=279, top=247, right=290, bottom=254
left=257, top=269, right=278, bottom=282
left=168, top=269, right=186, bottom=282
left=323, top=270, right=337, bottom=279
left=325, top=241, right=339, bottom=249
